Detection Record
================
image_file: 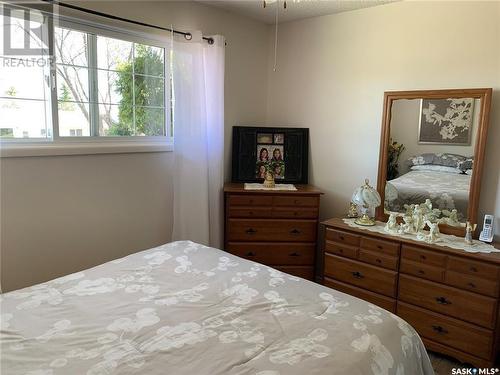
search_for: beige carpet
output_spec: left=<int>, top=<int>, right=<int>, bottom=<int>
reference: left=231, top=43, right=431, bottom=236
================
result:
left=429, top=351, right=468, bottom=374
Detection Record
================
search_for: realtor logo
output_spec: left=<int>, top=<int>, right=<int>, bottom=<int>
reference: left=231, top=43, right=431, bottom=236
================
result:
left=1, top=3, right=52, bottom=56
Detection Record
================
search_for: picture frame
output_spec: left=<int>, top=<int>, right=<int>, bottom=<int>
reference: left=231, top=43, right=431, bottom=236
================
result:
left=418, top=98, right=474, bottom=145
left=232, top=126, right=309, bottom=184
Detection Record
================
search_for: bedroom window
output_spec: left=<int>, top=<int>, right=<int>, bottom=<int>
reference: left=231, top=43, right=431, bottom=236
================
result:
left=0, top=4, right=171, bottom=151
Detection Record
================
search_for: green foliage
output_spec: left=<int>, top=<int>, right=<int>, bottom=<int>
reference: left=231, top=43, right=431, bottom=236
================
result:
left=110, top=44, right=165, bottom=136
left=58, top=84, right=75, bottom=111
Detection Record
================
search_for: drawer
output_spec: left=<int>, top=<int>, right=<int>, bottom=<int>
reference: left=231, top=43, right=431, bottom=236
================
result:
left=397, top=302, right=493, bottom=360
left=398, top=275, right=497, bottom=329
left=227, top=195, right=273, bottom=207
left=227, top=243, right=315, bottom=265
left=272, top=207, right=318, bottom=219
left=228, top=207, right=272, bottom=218
left=324, top=277, right=396, bottom=313
left=274, top=266, right=314, bottom=280
left=445, top=270, right=498, bottom=298
left=324, top=254, right=397, bottom=297
left=358, top=249, right=398, bottom=270
left=325, top=228, right=360, bottom=247
left=324, top=241, right=358, bottom=260
left=400, top=259, right=445, bottom=283
left=401, top=245, right=447, bottom=267
left=227, top=219, right=317, bottom=242
left=447, top=257, right=499, bottom=281
left=274, top=196, right=319, bottom=207
left=360, top=236, right=400, bottom=256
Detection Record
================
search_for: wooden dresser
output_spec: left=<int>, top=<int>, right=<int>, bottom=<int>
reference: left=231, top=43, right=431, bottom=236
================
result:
left=224, top=183, right=322, bottom=280
left=320, top=218, right=500, bottom=367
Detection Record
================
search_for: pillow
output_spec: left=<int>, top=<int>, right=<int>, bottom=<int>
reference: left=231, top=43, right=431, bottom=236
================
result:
left=458, top=158, right=474, bottom=171
left=411, top=165, right=463, bottom=174
left=408, top=153, right=467, bottom=168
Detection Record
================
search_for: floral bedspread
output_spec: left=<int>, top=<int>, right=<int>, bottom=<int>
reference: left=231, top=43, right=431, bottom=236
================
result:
left=0, top=241, right=433, bottom=375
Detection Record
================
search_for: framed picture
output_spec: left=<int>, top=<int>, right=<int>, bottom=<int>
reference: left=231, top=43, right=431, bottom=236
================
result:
left=418, top=98, right=474, bottom=145
left=232, top=126, right=309, bottom=184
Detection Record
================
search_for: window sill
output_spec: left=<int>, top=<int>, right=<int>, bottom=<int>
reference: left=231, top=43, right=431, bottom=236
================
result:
left=0, top=140, right=173, bottom=158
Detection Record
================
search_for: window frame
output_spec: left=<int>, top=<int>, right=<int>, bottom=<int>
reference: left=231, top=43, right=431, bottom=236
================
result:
left=0, top=5, right=173, bottom=156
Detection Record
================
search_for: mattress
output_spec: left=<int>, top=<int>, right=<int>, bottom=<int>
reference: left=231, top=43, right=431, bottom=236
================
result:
left=386, top=170, right=470, bottom=220
left=0, top=241, right=433, bottom=375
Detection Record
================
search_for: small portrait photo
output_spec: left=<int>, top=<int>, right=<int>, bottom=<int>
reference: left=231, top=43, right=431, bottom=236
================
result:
left=270, top=145, right=284, bottom=162
left=257, top=133, right=273, bottom=144
left=273, top=133, right=284, bottom=144
left=256, top=162, right=267, bottom=179
left=273, top=161, right=285, bottom=179
left=256, top=145, right=271, bottom=163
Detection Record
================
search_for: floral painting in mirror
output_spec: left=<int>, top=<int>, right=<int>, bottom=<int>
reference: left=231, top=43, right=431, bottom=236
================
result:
left=418, top=98, right=474, bottom=145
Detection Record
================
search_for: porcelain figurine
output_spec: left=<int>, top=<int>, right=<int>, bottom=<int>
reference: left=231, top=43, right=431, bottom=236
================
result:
left=413, top=207, right=425, bottom=233
left=424, top=208, right=442, bottom=224
left=420, top=199, right=433, bottom=214
left=384, top=213, right=398, bottom=233
left=399, top=214, right=415, bottom=234
left=442, top=209, right=460, bottom=227
left=403, top=204, right=415, bottom=217
left=426, top=220, right=440, bottom=243
left=465, top=221, right=477, bottom=245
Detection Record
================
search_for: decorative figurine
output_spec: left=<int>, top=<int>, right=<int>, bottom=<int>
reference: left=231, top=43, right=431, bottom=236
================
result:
left=465, top=221, right=477, bottom=245
left=403, top=204, right=415, bottom=217
left=263, top=171, right=275, bottom=188
left=399, top=214, right=415, bottom=234
left=347, top=202, right=358, bottom=218
left=420, top=199, right=433, bottom=214
left=442, top=209, right=460, bottom=227
left=426, top=220, right=441, bottom=243
left=413, top=206, right=425, bottom=233
left=384, top=213, right=398, bottom=233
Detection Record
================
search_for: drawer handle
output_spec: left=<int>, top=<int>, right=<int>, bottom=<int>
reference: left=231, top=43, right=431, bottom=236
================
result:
left=467, top=282, right=476, bottom=288
left=435, top=296, right=451, bottom=305
left=245, top=251, right=256, bottom=257
left=420, top=255, right=427, bottom=260
left=418, top=269, right=425, bottom=275
left=377, top=245, right=383, bottom=250
left=469, top=266, right=478, bottom=272
left=294, top=199, right=300, bottom=204
left=432, top=325, right=448, bottom=334
left=376, top=258, right=382, bottom=264
left=339, top=249, right=344, bottom=253
left=245, top=228, right=257, bottom=235
left=339, top=235, right=345, bottom=241
left=352, top=271, right=364, bottom=279
left=248, top=211, right=254, bottom=215
left=289, top=252, right=300, bottom=257
left=249, top=199, right=254, bottom=204
left=290, top=229, right=301, bottom=235
left=293, top=212, right=298, bottom=216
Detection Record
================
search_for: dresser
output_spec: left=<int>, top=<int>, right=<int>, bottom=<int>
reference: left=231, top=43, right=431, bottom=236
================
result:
left=320, top=218, right=500, bottom=367
left=224, top=183, right=322, bottom=280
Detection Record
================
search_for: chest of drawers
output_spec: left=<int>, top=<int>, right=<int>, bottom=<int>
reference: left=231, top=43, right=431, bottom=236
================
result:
left=320, top=218, right=500, bottom=367
left=224, top=183, right=322, bottom=280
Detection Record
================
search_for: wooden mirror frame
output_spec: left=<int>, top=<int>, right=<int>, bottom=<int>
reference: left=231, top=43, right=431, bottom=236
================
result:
left=376, top=88, right=492, bottom=236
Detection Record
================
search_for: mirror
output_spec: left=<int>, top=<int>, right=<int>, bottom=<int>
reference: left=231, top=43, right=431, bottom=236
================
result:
left=376, top=89, right=492, bottom=236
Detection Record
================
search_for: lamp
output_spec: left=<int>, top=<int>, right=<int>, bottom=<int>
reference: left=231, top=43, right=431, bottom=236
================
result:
left=351, top=179, right=381, bottom=226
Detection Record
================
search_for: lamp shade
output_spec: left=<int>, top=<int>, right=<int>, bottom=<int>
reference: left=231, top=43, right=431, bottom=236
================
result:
left=351, top=179, right=381, bottom=209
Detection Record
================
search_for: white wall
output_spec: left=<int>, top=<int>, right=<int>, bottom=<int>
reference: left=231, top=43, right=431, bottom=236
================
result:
left=265, top=1, right=500, bottom=239
left=0, top=1, right=270, bottom=292
left=391, top=98, right=478, bottom=175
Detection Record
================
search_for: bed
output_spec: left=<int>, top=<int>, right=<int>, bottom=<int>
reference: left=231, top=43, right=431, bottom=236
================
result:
left=385, top=169, right=470, bottom=220
left=1, top=241, right=433, bottom=375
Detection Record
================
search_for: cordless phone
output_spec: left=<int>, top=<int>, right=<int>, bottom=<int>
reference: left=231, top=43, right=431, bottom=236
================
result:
left=479, top=215, right=494, bottom=243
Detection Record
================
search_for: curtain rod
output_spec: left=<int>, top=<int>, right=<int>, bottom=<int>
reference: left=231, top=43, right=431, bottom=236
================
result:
left=39, top=0, right=214, bottom=44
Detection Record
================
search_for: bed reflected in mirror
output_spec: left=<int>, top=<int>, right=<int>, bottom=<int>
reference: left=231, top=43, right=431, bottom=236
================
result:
left=384, top=97, right=480, bottom=226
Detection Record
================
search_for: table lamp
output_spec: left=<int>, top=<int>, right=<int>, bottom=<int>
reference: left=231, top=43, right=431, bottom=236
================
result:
left=351, top=179, right=381, bottom=226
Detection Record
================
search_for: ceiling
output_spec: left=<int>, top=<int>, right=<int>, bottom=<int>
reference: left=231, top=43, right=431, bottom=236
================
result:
left=199, top=0, right=397, bottom=24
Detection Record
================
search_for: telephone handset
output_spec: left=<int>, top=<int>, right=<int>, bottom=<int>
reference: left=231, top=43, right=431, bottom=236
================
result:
left=479, top=215, right=495, bottom=243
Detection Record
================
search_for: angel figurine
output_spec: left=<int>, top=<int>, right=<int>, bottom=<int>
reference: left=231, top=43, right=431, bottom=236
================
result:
left=465, top=221, right=477, bottom=245
left=426, top=220, right=440, bottom=243
left=413, top=206, right=425, bottom=233
left=399, top=214, right=415, bottom=234
left=384, top=213, right=398, bottom=233
left=424, top=208, right=442, bottom=224
left=403, top=204, right=415, bottom=217
left=420, top=199, right=433, bottom=214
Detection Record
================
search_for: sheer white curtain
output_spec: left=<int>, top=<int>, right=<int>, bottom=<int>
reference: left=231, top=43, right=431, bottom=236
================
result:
left=171, top=32, right=225, bottom=248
